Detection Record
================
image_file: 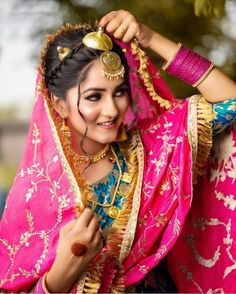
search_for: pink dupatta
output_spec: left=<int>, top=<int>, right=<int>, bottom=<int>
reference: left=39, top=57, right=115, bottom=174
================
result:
left=0, top=27, right=212, bottom=292
left=168, top=126, right=236, bottom=293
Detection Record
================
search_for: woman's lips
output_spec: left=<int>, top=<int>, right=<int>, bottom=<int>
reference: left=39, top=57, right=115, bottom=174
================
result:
left=97, top=119, right=117, bottom=129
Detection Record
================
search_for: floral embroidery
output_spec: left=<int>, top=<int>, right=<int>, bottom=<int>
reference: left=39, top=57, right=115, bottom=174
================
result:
left=0, top=122, right=73, bottom=286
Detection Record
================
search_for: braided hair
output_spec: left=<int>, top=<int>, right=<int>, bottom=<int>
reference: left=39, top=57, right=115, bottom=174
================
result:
left=44, top=27, right=130, bottom=100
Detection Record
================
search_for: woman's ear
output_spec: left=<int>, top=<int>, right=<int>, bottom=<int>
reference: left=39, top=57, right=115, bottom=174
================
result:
left=51, top=95, right=68, bottom=118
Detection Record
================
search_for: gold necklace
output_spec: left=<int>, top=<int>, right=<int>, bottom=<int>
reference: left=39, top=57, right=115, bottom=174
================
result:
left=71, top=144, right=110, bottom=164
left=87, top=145, right=123, bottom=208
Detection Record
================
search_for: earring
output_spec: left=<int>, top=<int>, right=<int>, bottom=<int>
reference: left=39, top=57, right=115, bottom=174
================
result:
left=60, top=118, right=71, bottom=138
left=115, top=123, right=127, bottom=142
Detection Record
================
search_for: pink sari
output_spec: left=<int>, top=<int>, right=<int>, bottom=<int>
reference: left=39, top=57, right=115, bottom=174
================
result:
left=0, top=27, right=214, bottom=292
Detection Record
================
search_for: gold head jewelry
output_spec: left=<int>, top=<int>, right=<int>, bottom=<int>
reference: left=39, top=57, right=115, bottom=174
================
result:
left=82, top=26, right=113, bottom=51
left=82, top=26, right=125, bottom=80
left=57, top=46, right=71, bottom=61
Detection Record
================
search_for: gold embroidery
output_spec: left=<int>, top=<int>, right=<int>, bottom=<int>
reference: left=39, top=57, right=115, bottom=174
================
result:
left=187, top=95, right=214, bottom=183
left=186, top=217, right=236, bottom=279
left=107, top=206, right=120, bottom=219
left=215, top=191, right=236, bottom=211
left=187, top=233, right=221, bottom=268
left=122, top=172, right=132, bottom=184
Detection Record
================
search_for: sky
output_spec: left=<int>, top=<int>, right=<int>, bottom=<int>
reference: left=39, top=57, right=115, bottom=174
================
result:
left=1, top=1, right=35, bottom=117
left=1, top=0, right=236, bottom=119
left=0, top=0, right=61, bottom=119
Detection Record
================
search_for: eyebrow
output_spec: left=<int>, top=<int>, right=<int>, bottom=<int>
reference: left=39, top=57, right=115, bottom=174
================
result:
left=80, top=81, right=126, bottom=95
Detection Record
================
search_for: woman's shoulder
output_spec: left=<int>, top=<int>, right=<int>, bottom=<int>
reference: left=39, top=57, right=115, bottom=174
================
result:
left=137, top=99, right=189, bottom=135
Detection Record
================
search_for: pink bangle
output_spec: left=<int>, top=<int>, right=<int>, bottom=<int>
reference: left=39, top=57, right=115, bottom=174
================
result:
left=162, top=44, right=214, bottom=87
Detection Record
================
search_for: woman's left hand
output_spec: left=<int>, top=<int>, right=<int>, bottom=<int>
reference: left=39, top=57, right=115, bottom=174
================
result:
left=99, top=10, right=153, bottom=47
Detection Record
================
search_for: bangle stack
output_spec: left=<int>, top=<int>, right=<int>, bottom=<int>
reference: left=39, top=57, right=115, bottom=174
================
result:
left=162, top=43, right=214, bottom=87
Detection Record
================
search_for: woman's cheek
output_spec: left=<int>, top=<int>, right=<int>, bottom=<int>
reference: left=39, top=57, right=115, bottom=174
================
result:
left=78, top=107, right=98, bottom=122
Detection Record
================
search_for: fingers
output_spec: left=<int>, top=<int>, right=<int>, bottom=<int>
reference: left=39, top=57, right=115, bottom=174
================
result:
left=113, top=21, right=129, bottom=39
left=99, top=10, right=120, bottom=28
left=121, top=22, right=140, bottom=43
left=76, top=208, right=94, bottom=228
left=99, top=10, right=139, bottom=43
left=87, top=214, right=100, bottom=232
left=93, top=228, right=103, bottom=249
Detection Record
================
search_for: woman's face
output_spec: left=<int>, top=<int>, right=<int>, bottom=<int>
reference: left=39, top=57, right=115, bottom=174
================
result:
left=65, top=59, right=129, bottom=147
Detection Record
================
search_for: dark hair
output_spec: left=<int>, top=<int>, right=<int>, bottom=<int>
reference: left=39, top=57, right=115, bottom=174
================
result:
left=44, top=27, right=130, bottom=100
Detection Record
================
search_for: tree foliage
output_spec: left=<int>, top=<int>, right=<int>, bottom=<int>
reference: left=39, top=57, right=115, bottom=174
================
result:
left=194, top=0, right=226, bottom=17
left=14, top=0, right=236, bottom=98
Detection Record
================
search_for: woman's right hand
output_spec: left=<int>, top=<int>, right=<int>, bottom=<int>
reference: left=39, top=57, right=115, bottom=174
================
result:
left=99, top=10, right=154, bottom=48
left=46, top=208, right=103, bottom=293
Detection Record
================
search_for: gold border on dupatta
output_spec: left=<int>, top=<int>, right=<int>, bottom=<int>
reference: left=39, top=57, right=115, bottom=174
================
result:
left=187, top=95, right=199, bottom=167
left=119, top=130, right=144, bottom=263
left=44, top=99, right=84, bottom=210
left=187, top=95, right=214, bottom=184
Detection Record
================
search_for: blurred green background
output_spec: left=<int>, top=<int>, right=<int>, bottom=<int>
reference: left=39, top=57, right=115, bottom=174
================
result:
left=0, top=0, right=236, bottom=197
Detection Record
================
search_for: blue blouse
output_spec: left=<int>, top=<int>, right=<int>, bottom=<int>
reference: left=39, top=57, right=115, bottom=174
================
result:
left=212, top=98, right=236, bottom=135
left=88, top=144, right=128, bottom=229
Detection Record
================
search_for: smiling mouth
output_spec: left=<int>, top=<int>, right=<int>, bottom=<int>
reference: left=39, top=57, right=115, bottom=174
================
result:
left=97, top=119, right=117, bottom=126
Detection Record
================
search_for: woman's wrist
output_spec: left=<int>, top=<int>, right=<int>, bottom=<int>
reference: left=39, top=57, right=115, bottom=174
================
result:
left=45, top=255, right=90, bottom=293
left=147, top=31, right=179, bottom=62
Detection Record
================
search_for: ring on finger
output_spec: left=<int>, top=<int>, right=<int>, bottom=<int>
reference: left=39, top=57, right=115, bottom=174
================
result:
left=119, top=25, right=127, bottom=34
left=111, top=11, right=118, bottom=16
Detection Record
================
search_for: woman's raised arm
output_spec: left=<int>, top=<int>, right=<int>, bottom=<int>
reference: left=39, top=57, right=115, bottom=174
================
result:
left=100, top=10, right=236, bottom=102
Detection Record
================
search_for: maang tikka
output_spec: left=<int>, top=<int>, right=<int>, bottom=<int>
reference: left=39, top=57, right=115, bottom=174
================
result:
left=82, top=26, right=125, bottom=80
left=56, top=26, right=125, bottom=80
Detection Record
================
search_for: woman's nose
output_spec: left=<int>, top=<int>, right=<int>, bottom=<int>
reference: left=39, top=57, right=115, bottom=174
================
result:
left=102, top=96, right=118, bottom=117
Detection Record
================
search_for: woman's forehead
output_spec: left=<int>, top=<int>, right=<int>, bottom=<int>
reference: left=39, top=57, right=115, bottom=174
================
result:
left=80, top=59, right=125, bottom=91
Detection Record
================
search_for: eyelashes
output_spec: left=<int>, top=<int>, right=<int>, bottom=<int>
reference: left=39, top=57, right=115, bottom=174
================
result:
left=84, top=92, right=101, bottom=101
left=83, top=85, right=129, bottom=102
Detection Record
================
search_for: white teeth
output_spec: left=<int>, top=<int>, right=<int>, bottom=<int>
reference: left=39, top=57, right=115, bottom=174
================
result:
left=101, top=121, right=113, bottom=126
left=99, top=120, right=115, bottom=126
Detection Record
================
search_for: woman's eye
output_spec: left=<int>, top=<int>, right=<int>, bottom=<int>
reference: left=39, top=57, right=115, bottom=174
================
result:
left=85, top=93, right=101, bottom=101
left=115, top=88, right=127, bottom=97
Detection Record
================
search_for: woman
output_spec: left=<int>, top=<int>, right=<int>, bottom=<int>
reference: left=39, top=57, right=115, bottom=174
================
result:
left=0, top=10, right=236, bottom=293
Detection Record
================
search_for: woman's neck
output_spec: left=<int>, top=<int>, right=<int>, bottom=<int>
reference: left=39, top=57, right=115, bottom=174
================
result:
left=70, top=131, right=108, bottom=157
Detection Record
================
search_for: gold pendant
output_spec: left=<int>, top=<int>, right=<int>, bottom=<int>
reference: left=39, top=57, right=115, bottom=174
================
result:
left=122, top=172, right=132, bottom=184
left=91, top=202, right=97, bottom=211
left=107, top=206, right=120, bottom=219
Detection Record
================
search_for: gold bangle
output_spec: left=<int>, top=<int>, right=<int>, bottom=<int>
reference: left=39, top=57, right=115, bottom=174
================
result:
left=42, top=272, right=50, bottom=294
left=192, top=62, right=215, bottom=87
left=162, top=43, right=182, bottom=71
